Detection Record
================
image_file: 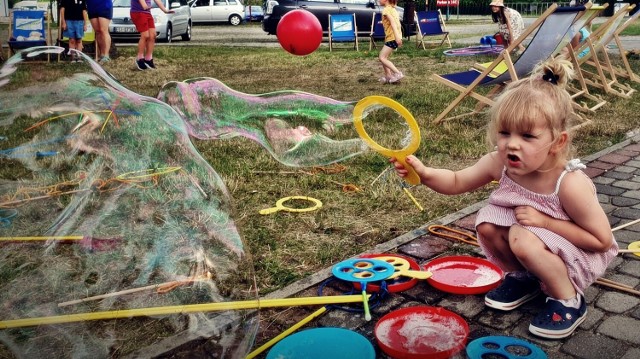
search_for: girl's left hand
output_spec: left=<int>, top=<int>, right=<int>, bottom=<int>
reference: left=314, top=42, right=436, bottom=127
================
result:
left=514, top=206, right=549, bottom=228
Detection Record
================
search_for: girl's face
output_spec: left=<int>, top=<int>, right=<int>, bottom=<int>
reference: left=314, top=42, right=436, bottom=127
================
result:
left=490, top=5, right=501, bottom=13
left=495, top=119, right=558, bottom=176
left=379, top=0, right=388, bottom=5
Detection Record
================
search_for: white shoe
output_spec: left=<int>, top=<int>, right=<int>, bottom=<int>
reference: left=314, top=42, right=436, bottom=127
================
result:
left=378, top=76, right=390, bottom=84
left=389, top=72, right=404, bottom=83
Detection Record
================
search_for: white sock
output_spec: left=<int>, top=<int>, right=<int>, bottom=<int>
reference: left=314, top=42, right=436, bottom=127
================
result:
left=557, top=293, right=581, bottom=309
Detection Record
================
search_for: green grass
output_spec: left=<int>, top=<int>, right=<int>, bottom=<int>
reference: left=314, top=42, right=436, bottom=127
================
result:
left=2, top=39, right=640, bottom=296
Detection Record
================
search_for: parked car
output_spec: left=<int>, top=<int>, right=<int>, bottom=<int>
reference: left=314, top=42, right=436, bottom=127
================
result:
left=261, top=0, right=403, bottom=35
left=109, top=0, right=192, bottom=42
left=191, top=0, right=245, bottom=26
left=245, top=5, right=264, bottom=22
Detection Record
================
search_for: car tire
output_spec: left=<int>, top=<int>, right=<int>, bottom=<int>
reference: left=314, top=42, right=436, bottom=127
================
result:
left=165, top=24, right=173, bottom=43
left=181, top=21, right=192, bottom=41
left=229, top=14, right=242, bottom=26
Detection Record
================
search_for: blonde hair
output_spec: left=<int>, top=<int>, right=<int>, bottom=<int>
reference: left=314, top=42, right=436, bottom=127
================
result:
left=487, top=58, right=575, bottom=158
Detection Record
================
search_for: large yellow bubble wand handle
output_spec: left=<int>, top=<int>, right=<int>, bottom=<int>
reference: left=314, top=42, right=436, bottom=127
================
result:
left=353, top=96, right=421, bottom=186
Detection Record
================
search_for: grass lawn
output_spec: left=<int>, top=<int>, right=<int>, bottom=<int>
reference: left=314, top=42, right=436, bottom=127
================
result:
left=2, top=34, right=639, bottom=297
left=95, top=41, right=639, bottom=295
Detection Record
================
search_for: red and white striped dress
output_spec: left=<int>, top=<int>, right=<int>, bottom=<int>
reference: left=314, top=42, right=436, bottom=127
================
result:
left=475, top=163, right=618, bottom=294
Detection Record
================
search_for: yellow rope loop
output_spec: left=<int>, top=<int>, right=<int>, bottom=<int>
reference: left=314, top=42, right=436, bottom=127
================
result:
left=115, top=167, right=182, bottom=183
left=310, top=164, right=348, bottom=174
left=427, top=224, right=479, bottom=247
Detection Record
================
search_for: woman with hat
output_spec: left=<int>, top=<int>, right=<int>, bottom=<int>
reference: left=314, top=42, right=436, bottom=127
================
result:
left=490, top=0, right=525, bottom=53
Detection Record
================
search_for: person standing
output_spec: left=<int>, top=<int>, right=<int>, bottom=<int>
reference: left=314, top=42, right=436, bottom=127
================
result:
left=130, top=0, right=174, bottom=70
left=87, top=0, right=113, bottom=63
left=378, top=0, right=404, bottom=84
left=60, top=0, right=89, bottom=62
left=490, top=0, right=525, bottom=53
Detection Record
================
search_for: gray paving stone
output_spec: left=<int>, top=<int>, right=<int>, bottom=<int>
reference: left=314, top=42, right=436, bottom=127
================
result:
left=620, top=260, right=640, bottom=277
left=621, top=347, right=640, bottom=359
left=612, top=179, right=640, bottom=189
left=561, top=331, right=629, bottom=359
left=594, top=176, right=616, bottom=185
left=596, top=184, right=627, bottom=196
left=607, top=172, right=635, bottom=180
left=595, top=292, right=640, bottom=313
left=438, top=294, right=485, bottom=318
left=597, top=315, right=640, bottom=345
left=622, top=189, right=640, bottom=199
left=475, top=308, right=524, bottom=330
left=580, top=307, right=604, bottom=330
left=612, top=207, right=640, bottom=220
left=613, top=165, right=638, bottom=173
left=611, top=196, right=640, bottom=207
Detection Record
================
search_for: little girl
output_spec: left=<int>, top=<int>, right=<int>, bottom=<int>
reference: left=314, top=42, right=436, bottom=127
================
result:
left=378, top=0, right=403, bottom=84
left=391, top=58, right=618, bottom=339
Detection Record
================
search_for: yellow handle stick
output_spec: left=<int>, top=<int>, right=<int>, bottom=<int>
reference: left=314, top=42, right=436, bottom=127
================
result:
left=402, top=187, right=424, bottom=212
left=245, top=306, right=328, bottom=359
left=0, top=295, right=367, bottom=329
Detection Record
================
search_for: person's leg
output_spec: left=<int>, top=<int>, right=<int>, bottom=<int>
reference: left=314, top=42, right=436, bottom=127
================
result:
left=69, top=38, right=77, bottom=60
left=91, top=17, right=112, bottom=59
left=145, top=28, right=156, bottom=60
left=508, top=225, right=576, bottom=300
left=379, top=45, right=400, bottom=75
left=476, top=222, right=523, bottom=272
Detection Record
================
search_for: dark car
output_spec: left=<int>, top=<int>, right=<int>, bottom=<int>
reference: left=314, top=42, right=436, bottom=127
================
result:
left=262, top=0, right=403, bottom=35
left=245, top=5, right=264, bottom=21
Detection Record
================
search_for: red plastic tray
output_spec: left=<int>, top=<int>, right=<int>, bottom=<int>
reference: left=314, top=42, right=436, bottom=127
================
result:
left=422, top=256, right=503, bottom=295
left=355, top=253, right=420, bottom=293
left=375, top=306, right=469, bottom=359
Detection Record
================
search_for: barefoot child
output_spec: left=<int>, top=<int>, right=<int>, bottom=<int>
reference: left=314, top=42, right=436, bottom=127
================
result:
left=391, top=58, right=618, bottom=339
left=60, top=0, right=89, bottom=62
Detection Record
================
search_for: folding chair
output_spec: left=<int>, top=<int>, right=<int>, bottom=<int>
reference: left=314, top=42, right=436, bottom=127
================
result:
left=7, top=9, right=52, bottom=61
left=568, top=4, right=637, bottom=99
left=607, top=8, right=640, bottom=84
left=415, top=10, right=451, bottom=49
left=431, top=4, right=584, bottom=124
left=368, top=12, right=385, bottom=51
left=328, top=13, right=358, bottom=52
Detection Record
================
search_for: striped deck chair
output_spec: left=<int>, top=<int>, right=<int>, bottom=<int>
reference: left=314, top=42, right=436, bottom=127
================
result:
left=608, top=7, right=640, bottom=84
left=432, top=4, right=584, bottom=123
left=7, top=9, right=52, bottom=61
left=567, top=4, right=637, bottom=99
left=328, top=13, right=359, bottom=52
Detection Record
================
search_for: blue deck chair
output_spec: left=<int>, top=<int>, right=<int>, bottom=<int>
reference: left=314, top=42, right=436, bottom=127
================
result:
left=415, top=10, right=451, bottom=49
left=328, top=13, right=358, bottom=52
left=368, top=12, right=384, bottom=51
left=7, top=9, right=51, bottom=60
left=431, top=4, right=584, bottom=123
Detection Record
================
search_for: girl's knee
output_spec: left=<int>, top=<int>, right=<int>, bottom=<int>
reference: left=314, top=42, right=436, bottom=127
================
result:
left=476, top=222, right=499, bottom=240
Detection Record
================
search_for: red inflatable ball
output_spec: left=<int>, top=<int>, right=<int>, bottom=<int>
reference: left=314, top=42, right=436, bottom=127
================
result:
left=276, top=10, right=322, bottom=56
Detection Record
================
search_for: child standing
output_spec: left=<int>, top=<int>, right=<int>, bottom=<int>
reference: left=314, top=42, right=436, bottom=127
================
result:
left=378, top=0, right=403, bottom=84
left=130, top=0, right=174, bottom=70
left=391, top=58, right=618, bottom=339
left=60, top=0, right=89, bottom=62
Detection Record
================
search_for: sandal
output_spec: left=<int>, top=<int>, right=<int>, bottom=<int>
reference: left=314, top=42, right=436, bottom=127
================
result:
left=529, top=295, right=587, bottom=339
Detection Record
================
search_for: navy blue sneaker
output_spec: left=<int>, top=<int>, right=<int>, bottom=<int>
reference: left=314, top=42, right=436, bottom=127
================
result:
left=529, top=296, right=587, bottom=339
left=135, top=58, right=147, bottom=70
left=144, top=58, right=156, bottom=70
left=485, top=273, right=541, bottom=311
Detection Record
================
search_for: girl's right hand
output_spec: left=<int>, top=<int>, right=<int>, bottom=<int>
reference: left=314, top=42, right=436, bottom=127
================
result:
left=390, top=155, right=421, bottom=178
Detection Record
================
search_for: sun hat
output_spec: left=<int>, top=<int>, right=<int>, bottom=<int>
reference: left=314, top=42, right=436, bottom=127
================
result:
left=490, top=0, right=504, bottom=7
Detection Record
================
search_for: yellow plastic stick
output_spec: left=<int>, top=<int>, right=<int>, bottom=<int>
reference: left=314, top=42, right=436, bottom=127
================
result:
left=0, top=236, right=84, bottom=241
left=0, top=295, right=367, bottom=329
left=402, top=187, right=424, bottom=212
left=245, top=306, right=328, bottom=359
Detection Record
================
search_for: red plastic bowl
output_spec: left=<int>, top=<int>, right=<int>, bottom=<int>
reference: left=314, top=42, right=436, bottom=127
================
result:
left=375, top=306, right=469, bottom=359
left=355, top=253, right=421, bottom=293
left=423, top=256, right=503, bottom=295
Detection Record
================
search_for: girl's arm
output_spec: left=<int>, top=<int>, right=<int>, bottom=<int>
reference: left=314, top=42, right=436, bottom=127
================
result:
left=515, top=172, right=614, bottom=252
left=60, top=7, right=66, bottom=29
left=504, top=10, right=514, bottom=42
left=389, top=12, right=403, bottom=46
left=153, top=0, right=175, bottom=13
left=391, top=151, right=502, bottom=195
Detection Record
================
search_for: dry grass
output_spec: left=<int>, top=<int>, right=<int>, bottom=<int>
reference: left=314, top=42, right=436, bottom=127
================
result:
left=5, top=42, right=639, bottom=297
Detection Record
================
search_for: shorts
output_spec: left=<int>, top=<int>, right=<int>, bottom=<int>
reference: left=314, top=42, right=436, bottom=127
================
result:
left=384, top=40, right=398, bottom=49
left=131, top=11, right=155, bottom=33
left=88, top=8, right=113, bottom=20
left=63, top=20, right=85, bottom=39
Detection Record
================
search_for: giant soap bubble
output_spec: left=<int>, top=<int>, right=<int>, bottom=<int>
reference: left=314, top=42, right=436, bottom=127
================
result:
left=157, top=78, right=368, bottom=167
left=0, top=47, right=258, bottom=358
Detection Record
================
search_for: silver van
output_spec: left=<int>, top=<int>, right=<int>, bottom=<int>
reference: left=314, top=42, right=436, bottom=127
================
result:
left=109, top=0, right=192, bottom=42
left=191, top=0, right=245, bottom=26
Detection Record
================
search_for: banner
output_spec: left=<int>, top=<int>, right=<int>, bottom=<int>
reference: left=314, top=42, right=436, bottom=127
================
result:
left=436, top=0, right=459, bottom=6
